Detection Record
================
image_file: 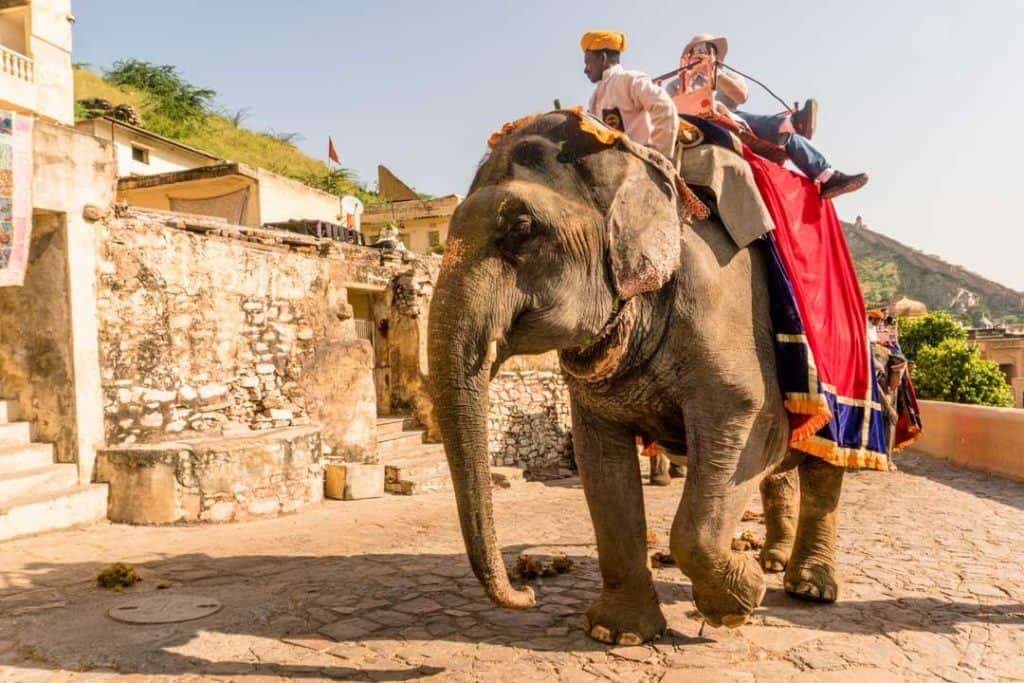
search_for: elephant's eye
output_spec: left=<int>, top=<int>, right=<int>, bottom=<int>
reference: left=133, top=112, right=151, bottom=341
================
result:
left=495, top=214, right=535, bottom=257
left=508, top=215, right=533, bottom=235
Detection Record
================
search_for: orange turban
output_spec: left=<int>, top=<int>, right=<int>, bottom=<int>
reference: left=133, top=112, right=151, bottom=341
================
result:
left=581, top=30, right=627, bottom=53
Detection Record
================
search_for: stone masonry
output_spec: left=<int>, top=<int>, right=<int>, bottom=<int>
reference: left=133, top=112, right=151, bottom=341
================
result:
left=488, top=370, right=573, bottom=475
left=93, top=208, right=393, bottom=463
left=97, top=426, right=323, bottom=524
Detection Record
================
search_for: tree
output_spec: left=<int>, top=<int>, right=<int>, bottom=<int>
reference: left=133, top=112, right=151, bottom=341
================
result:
left=104, top=59, right=216, bottom=137
left=912, top=338, right=1014, bottom=407
left=898, top=311, right=965, bottom=361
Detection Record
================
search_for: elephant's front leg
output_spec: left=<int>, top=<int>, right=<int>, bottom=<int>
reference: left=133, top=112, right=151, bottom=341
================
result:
left=785, top=456, right=844, bottom=602
left=572, top=399, right=666, bottom=645
left=671, top=414, right=782, bottom=627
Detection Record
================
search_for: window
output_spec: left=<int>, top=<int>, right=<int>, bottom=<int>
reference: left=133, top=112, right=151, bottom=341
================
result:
left=428, top=230, right=441, bottom=247
left=131, top=145, right=150, bottom=164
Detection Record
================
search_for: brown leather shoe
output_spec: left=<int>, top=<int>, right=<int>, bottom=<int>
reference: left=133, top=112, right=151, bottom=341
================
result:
left=820, top=171, right=868, bottom=199
left=791, top=99, right=818, bottom=139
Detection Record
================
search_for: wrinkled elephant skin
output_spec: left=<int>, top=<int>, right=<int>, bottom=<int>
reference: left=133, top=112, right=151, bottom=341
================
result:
left=427, top=112, right=844, bottom=643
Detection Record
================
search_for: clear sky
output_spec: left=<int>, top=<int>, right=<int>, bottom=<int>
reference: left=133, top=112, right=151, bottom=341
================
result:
left=71, top=0, right=1024, bottom=290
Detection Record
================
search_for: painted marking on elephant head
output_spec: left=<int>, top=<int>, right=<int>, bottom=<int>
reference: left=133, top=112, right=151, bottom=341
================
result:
left=439, top=237, right=466, bottom=275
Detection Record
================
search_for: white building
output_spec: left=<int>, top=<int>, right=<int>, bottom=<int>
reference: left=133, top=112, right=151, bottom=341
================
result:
left=0, top=0, right=74, bottom=125
left=75, top=116, right=220, bottom=176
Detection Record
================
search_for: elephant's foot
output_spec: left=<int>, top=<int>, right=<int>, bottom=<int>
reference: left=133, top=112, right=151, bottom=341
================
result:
left=649, top=471, right=672, bottom=487
left=759, top=542, right=792, bottom=573
left=784, top=562, right=838, bottom=603
left=690, top=553, right=766, bottom=628
left=649, top=454, right=672, bottom=487
left=582, top=590, right=667, bottom=645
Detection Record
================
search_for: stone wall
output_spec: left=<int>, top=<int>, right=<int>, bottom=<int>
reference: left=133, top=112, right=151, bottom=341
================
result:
left=94, top=208, right=401, bottom=463
left=98, top=426, right=322, bottom=524
left=488, top=370, right=574, bottom=476
left=387, top=255, right=441, bottom=436
left=913, top=400, right=1024, bottom=483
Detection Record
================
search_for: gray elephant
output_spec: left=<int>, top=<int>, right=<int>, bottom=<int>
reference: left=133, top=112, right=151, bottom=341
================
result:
left=427, top=111, right=843, bottom=644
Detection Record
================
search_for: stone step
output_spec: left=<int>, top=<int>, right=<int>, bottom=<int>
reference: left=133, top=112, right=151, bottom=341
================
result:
left=0, top=422, right=31, bottom=446
left=0, top=484, right=108, bottom=543
left=376, top=416, right=413, bottom=437
left=0, top=464, right=78, bottom=501
left=385, top=449, right=451, bottom=495
left=0, top=442, right=56, bottom=476
left=0, top=400, right=20, bottom=425
left=377, top=429, right=428, bottom=458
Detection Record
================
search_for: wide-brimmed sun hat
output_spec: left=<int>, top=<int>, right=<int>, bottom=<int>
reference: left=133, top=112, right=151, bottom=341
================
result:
left=682, top=33, right=728, bottom=60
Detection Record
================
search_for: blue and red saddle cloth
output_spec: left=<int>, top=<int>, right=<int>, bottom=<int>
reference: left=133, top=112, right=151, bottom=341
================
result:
left=679, top=115, right=922, bottom=469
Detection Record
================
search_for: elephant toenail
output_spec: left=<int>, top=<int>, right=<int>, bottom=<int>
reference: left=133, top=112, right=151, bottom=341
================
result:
left=590, top=625, right=614, bottom=643
left=617, top=632, right=643, bottom=645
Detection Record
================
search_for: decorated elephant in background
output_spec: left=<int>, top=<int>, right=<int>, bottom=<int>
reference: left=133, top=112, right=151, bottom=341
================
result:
left=426, top=111, right=844, bottom=644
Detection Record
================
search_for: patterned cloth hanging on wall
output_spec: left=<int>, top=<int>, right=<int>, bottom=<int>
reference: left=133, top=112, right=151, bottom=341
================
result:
left=0, top=110, right=34, bottom=287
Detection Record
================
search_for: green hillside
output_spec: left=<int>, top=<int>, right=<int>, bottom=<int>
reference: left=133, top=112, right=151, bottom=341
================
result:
left=74, top=66, right=380, bottom=205
left=844, top=220, right=1024, bottom=326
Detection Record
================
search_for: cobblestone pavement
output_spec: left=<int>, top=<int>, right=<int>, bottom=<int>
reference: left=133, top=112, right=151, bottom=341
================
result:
left=0, top=452, right=1022, bottom=682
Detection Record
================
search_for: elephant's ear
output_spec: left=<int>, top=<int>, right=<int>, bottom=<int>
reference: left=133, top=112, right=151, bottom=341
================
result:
left=606, top=167, right=681, bottom=300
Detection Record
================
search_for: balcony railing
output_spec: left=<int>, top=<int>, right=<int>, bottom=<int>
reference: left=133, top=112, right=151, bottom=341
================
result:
left=0, top=44, right=34, bottom=83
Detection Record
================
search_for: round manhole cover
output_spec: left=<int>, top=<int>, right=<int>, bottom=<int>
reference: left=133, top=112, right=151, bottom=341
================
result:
left=108, top=594, right=222, bottom=624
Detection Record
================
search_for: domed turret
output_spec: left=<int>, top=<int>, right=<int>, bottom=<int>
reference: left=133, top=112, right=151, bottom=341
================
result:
left=889, top=296, right=928, bottom=319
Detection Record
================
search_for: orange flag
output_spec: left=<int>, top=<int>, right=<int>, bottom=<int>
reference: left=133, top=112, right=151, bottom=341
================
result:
left=328, top=137, right=340, bottom=164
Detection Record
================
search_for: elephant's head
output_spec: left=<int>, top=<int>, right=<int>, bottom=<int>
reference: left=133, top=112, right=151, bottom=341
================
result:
left=427, top=111, right=683, bottom=609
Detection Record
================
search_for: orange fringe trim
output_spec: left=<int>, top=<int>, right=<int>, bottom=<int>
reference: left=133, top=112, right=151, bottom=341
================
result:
left=488, top=114, right=538, bottom=149
left=783, top=396, right=891, bottom=471
left=892, top=425, right=922, bottom=453
left=790, top=436, right=890, bottom=471
left=783, top=397, right=832, bottom=444
left=565, top=106, right=627, bottom=145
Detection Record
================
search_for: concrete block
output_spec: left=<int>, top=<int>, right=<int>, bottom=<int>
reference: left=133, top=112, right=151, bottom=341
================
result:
left=97, top=426, right=323, bottom=524
left=325, top=463, right=384, bottom=500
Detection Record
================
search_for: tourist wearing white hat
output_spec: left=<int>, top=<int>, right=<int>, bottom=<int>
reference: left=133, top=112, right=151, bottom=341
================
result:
left=666, top=34, right=868, bottom=200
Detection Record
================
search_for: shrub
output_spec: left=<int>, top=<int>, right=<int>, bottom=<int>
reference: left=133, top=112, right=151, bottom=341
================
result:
left=898, top=311, right=966, bottom=361
left=912, top=338, right=1014, bottom=407
left=104, top=59, right=215, bottom=137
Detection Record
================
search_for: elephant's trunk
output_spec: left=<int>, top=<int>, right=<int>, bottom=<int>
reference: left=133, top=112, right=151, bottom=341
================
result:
left=427, top=260, right=535, bottom=610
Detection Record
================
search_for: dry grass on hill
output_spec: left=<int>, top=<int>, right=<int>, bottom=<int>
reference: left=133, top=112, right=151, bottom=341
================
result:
left=74, top=67, right=378, bottom=204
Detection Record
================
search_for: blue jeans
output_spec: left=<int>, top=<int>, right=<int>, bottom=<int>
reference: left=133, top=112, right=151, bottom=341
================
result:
left=734, top=110, right=830, bottom=179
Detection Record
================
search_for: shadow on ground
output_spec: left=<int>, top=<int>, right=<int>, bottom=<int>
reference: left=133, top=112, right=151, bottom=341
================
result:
left=1, top=545, right=1021, bottom=679
left=898, top=451, right=1024, bottom=512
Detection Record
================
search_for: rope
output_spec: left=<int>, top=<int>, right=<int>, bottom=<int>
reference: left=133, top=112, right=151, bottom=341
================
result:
left=716, top=61, right=794, bottom=113
left=653, top=60, right=796, bottom=114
